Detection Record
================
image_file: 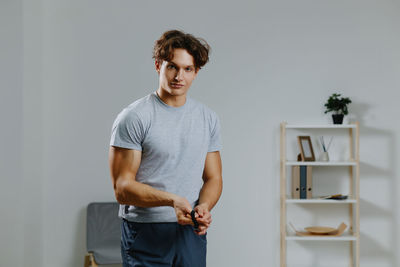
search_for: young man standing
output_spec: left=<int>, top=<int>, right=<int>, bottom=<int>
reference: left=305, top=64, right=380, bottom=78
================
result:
left=109, top=30, right=223, bottom=267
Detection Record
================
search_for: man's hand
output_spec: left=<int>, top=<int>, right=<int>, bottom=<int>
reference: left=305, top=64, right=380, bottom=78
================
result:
left=173, top=196, right=194, bottom=225
left=193, top=203, right=212, bottom=235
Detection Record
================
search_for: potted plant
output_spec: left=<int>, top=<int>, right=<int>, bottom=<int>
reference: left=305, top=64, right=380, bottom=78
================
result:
left=324, top=93, right=352, bottom=124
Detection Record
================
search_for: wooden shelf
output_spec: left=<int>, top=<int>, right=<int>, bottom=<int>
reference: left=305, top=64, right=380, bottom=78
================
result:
left=285, top=161, right=357, bottom=166
left=285, top=124, right=357, bottom=129
left=285, top=234, right=357, bottom=241
left=286, top=198, right=357, bottom=204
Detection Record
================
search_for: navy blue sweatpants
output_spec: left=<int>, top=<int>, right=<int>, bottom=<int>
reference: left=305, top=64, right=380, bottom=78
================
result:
left=121, top=219, right=207, bottom=267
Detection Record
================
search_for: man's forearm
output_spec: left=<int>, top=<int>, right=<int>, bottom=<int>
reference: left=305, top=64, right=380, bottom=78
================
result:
left=198, top=176, right=223, bottom=211
left=116, top=176, right=176, bottom=208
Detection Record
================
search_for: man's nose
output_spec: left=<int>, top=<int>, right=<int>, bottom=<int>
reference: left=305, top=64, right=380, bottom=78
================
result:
left=174, top=69, right=184, bottom=81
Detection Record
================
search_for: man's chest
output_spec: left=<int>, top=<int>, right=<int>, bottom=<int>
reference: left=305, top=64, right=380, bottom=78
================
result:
left=141, top=115, right=210, bottom=157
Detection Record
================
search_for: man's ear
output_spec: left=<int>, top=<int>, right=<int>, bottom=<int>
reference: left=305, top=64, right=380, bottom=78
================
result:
left=155, top=60, right=161, bottom=74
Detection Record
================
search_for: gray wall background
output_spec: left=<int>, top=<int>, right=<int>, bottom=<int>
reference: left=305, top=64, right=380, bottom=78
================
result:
left=2, top=0, right=400, bottom=266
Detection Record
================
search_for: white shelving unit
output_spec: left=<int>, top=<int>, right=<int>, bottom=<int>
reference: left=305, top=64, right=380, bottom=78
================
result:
left=280, top=122, right=360, bottom=267
left=286, top=161, right=357, bottom=166
left=285, top=234, right=357, bottom=241
left=285, top=198, right=357, bottom=204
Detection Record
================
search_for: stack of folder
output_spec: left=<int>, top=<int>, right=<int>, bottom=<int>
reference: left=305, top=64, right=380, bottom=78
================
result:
left=292, top=165, right=312, bottom=199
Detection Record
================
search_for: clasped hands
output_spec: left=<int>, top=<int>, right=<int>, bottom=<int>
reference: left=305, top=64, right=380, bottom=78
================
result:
left=173, top=196, right=212, bottom=235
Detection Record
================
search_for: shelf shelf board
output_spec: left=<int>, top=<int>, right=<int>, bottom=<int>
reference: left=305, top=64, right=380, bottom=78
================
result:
left=285, top=161, right=357, bottom=166
left=286, top=234, right=357, bottom=241
left=285, top=124, right=357, bottom=129
left=286, top=198, right=357, bottom=204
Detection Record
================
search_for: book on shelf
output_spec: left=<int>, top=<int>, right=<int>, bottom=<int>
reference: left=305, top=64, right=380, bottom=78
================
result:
left=318, top=194, right=348, bottom=200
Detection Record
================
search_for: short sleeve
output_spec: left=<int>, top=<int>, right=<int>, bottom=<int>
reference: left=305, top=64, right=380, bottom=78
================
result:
left=110, top=109, right=144, bottom=151
left=208, top=113, right=222, bottom=152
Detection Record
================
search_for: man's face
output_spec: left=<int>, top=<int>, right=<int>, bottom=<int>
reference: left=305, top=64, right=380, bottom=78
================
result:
left=156, top=48, right=198, bottom=97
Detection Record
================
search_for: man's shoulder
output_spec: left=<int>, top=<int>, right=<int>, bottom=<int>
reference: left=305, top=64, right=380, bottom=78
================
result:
left=188, top=97, right=221, bottom=137
left=189, top=96, right=218, bottom=118
left=126, top=93, right=154, bottom=111
left=114, top=93, right=155, bottom=126
left=119, top=93, right=155, bottom=116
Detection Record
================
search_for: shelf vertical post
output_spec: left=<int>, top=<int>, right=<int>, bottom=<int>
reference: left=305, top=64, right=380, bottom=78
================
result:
left=355, top=122, right=360, bottom=267
left=349, top=126, right=354, bottom=161
left=280, top=122, right=287, bottom=267
left=349, top=126, right=354, bottom=251
left=349, top=126, right=354, bottom=199
left=349, top=126, right=354, bottom=267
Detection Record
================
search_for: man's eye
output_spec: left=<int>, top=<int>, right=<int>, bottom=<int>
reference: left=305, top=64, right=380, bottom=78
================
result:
left=167, top=65, right=176, bottom=69
left=186, top=68, right=193, bottom=71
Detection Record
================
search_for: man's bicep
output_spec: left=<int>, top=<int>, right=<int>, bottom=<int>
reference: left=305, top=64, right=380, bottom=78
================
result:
left=202, top=151, right=222, bottom=182
left=109, top=146, right=142, bottom=188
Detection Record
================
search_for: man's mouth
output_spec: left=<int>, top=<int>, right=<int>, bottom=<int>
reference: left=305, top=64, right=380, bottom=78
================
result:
left=171, top=83, right=184, bottom=88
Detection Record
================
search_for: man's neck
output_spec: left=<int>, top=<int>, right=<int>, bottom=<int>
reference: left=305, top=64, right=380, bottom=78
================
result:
left=156, top=89, right=186, bottom=107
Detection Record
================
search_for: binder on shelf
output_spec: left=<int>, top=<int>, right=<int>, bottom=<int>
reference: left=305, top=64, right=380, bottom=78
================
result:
left=300, top=166, right=307, bottom=199
left=306, top=166, right=312, bottom=199
left=292, top=166, right=300, bottom=198
left=292, top=165, right=312, bottom=199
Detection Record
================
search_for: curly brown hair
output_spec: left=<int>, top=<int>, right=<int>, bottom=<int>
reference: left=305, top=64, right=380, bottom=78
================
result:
left=152, top=30, right=211, bottom=71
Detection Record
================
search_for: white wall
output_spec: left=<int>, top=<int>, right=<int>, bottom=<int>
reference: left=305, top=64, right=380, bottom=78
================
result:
left=1, top=1, right=23, bottom=266
left=2, top=0, right=400, bottom=266
left=22, top=0, right=44, bottom=266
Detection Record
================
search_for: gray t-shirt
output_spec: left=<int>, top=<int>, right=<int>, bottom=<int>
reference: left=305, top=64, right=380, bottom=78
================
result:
left=110, top=91, right=222, bottom=222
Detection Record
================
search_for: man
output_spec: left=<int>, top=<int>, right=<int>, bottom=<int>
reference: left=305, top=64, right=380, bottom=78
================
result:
left=109, top=29, right=223, bottom=267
